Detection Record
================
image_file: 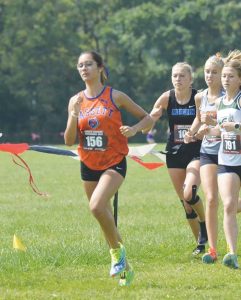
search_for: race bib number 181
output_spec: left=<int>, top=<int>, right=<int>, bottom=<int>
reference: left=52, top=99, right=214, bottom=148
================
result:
left=222, top=133, right=241, bottom=154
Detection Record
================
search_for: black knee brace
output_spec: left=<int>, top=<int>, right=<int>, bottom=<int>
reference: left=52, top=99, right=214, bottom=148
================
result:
left=180, top=200, right=197, bottom=219
left=187, top=184, right=198, bottom=205
left=188, top=195, right=200, bottom=205
left=186, top=209, right=198, bottom=219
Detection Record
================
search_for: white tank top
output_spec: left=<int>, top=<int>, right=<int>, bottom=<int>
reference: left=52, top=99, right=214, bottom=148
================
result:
left=217, top=91, right=241, bottom=166
left=200, top=89, right=223, bottom=155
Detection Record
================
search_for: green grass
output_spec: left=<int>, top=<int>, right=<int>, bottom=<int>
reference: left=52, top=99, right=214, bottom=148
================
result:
left=0, top=144, right=241, bottom=299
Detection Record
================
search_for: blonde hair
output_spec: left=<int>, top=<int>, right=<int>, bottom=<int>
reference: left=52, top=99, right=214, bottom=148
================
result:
left=205, top=52, right=224, bottom=69
left=172, top=62, right=194, bottom=79
left=223, top=49, right=241, bottom=78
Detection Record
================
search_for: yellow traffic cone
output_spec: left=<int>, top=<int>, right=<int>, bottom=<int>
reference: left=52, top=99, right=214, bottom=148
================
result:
left=13, top=234, right=27, bottom=252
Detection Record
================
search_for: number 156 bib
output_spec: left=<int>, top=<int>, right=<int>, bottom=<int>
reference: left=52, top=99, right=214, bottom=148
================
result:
left=83, top=130, right=108, bottom=151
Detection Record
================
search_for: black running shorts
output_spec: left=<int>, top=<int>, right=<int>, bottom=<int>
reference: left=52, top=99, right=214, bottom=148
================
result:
left=166, top=152, right=200, bottom=169
left=80, top=157, right=127, bottom=181
left=218, top=164, right=241, bottom=181
left=200, top=153, right=218, bottom=167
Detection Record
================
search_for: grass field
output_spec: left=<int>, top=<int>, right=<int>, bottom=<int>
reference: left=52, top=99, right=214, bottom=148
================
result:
left=0, top=144, right=241, bottom=300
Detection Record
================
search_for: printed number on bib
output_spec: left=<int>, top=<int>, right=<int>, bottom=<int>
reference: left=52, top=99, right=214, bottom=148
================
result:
left=174, top=125, right=191, bottom=143
left=223, top=133, right=241, bottom=154
left=83, top=130, right=107, bottom=151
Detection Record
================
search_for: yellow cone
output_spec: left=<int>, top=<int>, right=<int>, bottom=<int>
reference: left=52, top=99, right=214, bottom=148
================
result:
left=13, top=234, right=27, bottom=252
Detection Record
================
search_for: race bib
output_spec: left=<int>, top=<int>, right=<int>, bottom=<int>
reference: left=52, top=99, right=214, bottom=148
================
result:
left=205, top=135, right=221, bottom=143
left=83, top=130, right=107, bottom=151
left=174, top=125, right=191, bottom=143
left=222, top=133, right=241, bottom=154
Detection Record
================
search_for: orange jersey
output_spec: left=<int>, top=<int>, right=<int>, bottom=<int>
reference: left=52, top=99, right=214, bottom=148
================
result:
left=77, top=86, right=128, bottom=170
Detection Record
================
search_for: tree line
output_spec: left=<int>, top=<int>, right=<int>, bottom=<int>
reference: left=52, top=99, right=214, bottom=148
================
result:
left=0, top=0, right=240, bottom=143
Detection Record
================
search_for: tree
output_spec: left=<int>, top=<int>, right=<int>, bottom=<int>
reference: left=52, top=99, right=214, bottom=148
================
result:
left=0, top=0, right=240, bottom=142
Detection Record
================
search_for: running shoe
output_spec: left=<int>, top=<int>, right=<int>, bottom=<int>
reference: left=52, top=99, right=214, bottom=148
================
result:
left=192, top=244, right=205, bottom=256
left=222, top=253, right=239, bottom=269
left=202, top=248, right=217, bottom=264
left=119, top=267, right=134, bottom=287
left=109, top=243, right=126, bottom=277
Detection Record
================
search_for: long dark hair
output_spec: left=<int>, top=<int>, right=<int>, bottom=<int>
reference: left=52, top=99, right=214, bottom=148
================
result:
left=78, top=50, right=108, bottom=84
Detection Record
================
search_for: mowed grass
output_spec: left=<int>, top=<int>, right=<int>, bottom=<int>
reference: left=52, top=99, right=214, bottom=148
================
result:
left=0, top=144, right=241, bottom=300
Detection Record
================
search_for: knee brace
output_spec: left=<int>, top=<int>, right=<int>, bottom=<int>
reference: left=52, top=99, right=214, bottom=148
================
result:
left=180, top=200, right=198, bottom=219
left=186, top=209, right=198, bottom=219
left=188, top=195, right=200, bottom=205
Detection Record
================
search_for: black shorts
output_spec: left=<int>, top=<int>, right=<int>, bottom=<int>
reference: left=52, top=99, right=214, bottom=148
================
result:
left=80, top=157, right=127, bottom=181
left=200, top=153, right=218, bottom=167
left=218, top=164, right=241, bottom=181
left=166, top=152, right=200, bottom=169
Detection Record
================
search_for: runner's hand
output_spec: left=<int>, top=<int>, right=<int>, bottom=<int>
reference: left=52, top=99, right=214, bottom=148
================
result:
left=120, top=126, right=138, bottom=137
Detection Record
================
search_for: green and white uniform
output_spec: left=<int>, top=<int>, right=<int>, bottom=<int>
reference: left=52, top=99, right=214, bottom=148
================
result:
left=217, top=91, right=241, bottom=166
